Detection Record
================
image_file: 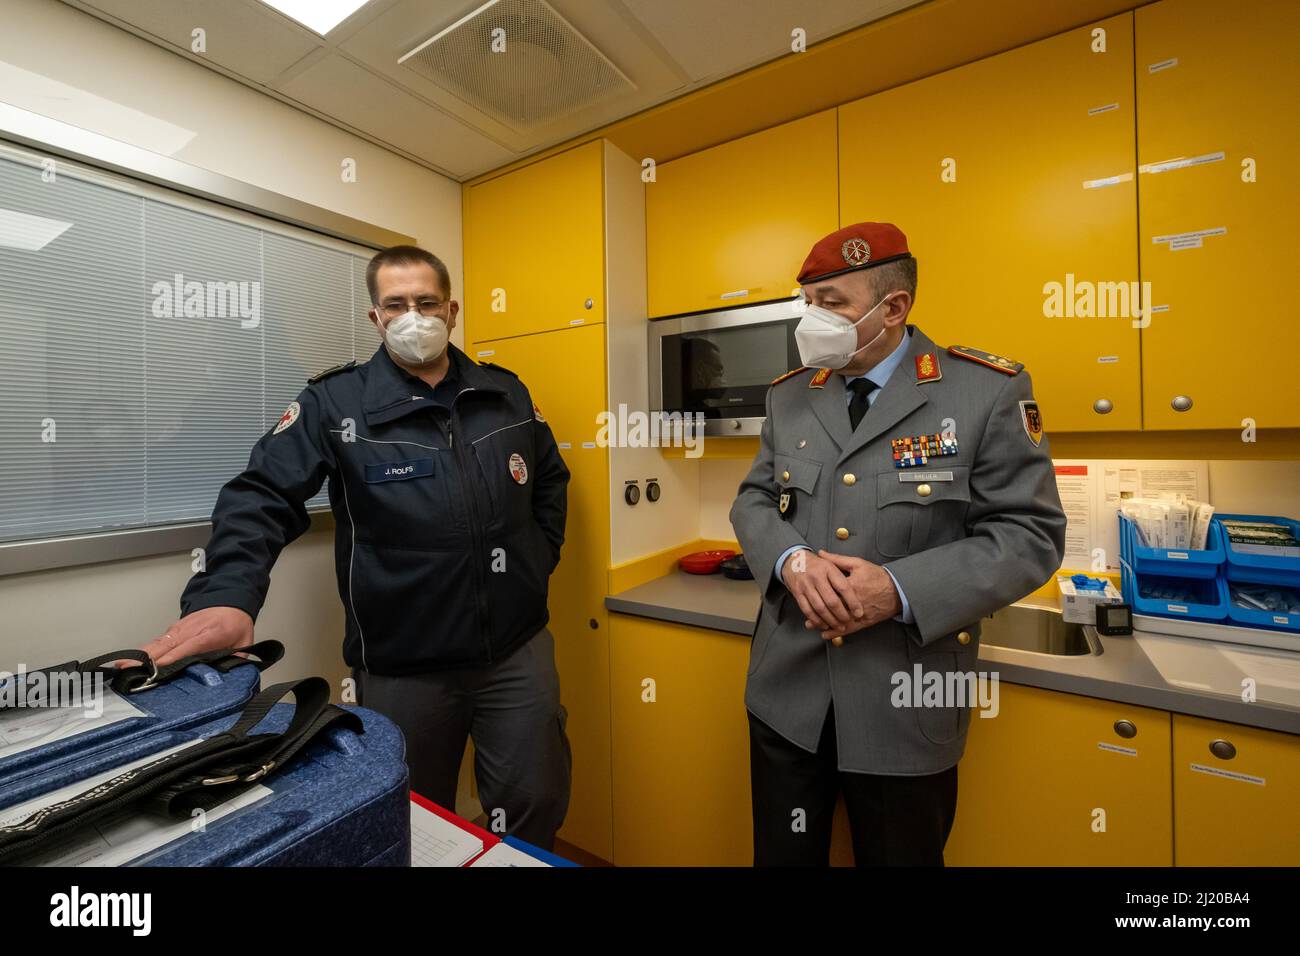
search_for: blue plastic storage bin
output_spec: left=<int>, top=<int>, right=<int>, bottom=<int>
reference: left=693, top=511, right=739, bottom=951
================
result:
left=0, top=662, right=262, bottom=794
left=1214, top=513, right=1300, bottom=587
left=1118, top=513, right=1224, bottom=579
left=1120, top=561, right=1229, bottom=622
left=1223, top=581, right=1300, bottom=633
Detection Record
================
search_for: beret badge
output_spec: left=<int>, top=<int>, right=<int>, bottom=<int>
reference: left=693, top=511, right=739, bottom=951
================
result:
left=841, top=237, right=871, bottom=266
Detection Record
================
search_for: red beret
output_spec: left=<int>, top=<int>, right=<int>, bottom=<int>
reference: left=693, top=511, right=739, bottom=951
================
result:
left=797, top=222, right=911, bottom=285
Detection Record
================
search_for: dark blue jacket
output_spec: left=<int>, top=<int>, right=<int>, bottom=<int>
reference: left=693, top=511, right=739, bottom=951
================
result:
left=181, top=344, right=570, bottom=674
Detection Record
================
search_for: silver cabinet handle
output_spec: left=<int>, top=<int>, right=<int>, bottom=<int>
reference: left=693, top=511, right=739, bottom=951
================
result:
left=1171, top=395, right=1193, bottom=412
left=1094, top=398, right=1113, bottom=414
left=1113, top=719, right=1137, bottom=739
left=1209, top=738, right=1236, bottom=760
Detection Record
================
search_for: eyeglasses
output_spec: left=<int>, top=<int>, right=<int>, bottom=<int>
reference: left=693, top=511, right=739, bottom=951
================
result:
left=376, top=299, right=447, bottom=318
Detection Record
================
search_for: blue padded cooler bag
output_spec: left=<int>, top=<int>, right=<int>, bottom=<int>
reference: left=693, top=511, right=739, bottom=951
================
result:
left=0, top=661, right=263, bottom=796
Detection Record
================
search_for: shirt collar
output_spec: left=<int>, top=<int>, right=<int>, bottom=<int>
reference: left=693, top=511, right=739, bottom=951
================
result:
left=841, top=326, right=912, bottom=389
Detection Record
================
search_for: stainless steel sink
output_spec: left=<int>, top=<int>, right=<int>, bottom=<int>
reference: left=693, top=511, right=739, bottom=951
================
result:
left=978, top=604, right=1101, bottom=656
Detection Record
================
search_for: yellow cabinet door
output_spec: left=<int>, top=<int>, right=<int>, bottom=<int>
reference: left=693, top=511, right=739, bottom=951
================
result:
left=645, top=110, right=838, bottom=318
left=1173, top=715, right=1300, bottom=865
left=840, top=15, right=1140, bottom=432
left=1136, top=0, right=1300, bottom=429
left=945, top=683, right=1173, bottom=865
left=609, top=614, right=753, bottom=866
left=464, top=141, right=605, bottom=343
left=472, top=325, right=614, bottom=860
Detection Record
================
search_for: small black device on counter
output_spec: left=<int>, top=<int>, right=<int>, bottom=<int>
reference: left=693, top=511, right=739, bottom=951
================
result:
left=1095, top=602, right=1133, bottom=636
left=720, top=554, right=753, bottom=580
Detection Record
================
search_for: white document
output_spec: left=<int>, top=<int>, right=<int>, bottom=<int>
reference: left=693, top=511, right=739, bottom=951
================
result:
left=0, top=685, right=147, bottom=759
left=468, top=841, right=552, bottom=868
left=410, top=800, right=483, bottom=868
left=1, top=740, right=271, bottom=867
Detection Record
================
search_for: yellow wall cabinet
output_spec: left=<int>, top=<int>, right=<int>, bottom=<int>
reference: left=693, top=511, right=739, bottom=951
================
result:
left=840, top=15, right=1141, bottom=433
left=1135, top=0, right=1300, bottom=429
left=1172, top=714, right=1300, bottom=866
left=463, top=141, right=605, bottom=343
left=472, top=324, right=614, bottom=860
left=945, top=683, right=1173, bottom=866
left=644, top=110, right=839, bottom=318
left=609, top=614, right=754, bottom=866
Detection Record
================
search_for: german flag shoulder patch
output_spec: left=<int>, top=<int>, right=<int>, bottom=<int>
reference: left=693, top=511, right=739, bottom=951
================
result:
left=770, top=366, right=811, bottom=386
left=947, top=345, right=1023, bottom=375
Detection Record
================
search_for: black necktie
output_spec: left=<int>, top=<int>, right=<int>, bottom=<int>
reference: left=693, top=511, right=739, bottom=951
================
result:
left=848, top=377, right=879, bottom=430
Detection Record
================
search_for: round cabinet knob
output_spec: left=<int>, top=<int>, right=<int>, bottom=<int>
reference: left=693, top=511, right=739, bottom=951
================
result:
left=956, top=630, right=972, bottom=645
left=842, top=473, right=857, bottom=486
left=835, top=527, right=850, bottom=540
left=588, top=618, right=599, bottom=630
left=646, top=481, right=661, bottom=502
left=1093, top=398, right=1113, bottom=415
left=1171, top=395, right=1193, bottom=412
left=916, top=483, right=932, bottom=497
left=1113, top=719, right=1137, bottom=739
left=584, top=298, right=594, bottom=310
left=1209, top=738, right=1236, bottom=760
left=781, top=470, right=791, bottom=481
left=624, top=484, right=640, bottom=506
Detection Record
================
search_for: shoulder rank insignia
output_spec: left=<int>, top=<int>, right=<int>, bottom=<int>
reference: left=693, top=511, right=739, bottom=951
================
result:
left=770, top=366, right=810, bottom=386
left=480, top=360, right=518, bottom=378
left=809, top=368, right=832, bottom=389
left=914, top=352, right=942, bottom=383
left=307, top=360, right=355, bottom=384
left=947, top=345, right=1022, bottom=375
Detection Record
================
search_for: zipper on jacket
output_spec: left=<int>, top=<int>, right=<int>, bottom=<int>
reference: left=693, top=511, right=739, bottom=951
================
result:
left=446, top=404, right=495, bottom=664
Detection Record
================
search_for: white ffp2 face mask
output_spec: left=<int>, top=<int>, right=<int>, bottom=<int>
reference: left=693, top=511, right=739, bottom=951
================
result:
left=380, top=308, right=449, bottom=366
left=794, top=292, right=898, bottom=369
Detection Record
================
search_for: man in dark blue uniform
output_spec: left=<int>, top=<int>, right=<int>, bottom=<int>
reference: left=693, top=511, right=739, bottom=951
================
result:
left=143, top=245, right=572, bottom=848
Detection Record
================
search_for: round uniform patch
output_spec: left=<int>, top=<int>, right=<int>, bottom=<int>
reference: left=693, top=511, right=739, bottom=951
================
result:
left=508, top=452, right=528, bottom=485
left=273, top=401, right=300, bottom=435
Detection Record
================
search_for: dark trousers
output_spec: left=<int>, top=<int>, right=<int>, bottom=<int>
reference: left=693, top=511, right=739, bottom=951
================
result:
left=749, top=706, right=958, bottom=866
left=354, top=628, right=572, bottom=851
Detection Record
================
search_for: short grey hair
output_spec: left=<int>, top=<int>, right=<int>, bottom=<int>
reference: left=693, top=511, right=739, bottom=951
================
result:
left=868, top=256, right=918, bottom=304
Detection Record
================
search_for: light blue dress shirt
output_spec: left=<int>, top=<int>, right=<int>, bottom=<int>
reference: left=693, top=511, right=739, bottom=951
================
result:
left=774, top=329, right=916, bottom=624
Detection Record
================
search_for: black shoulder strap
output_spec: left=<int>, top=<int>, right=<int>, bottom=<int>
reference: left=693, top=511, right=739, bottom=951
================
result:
left=2, top=640, right=284, bottom=709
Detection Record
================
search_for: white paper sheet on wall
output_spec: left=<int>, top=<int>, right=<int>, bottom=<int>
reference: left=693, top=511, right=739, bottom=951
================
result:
left=1053, top=460, right=1210, bottom=572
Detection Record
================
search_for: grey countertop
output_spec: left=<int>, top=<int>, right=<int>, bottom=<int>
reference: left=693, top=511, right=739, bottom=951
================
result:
left=605, top=571, right=1300, bottom=735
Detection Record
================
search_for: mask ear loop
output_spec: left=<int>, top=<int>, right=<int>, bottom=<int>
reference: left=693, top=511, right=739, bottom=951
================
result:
left=842, top=292, right=900, bottom=361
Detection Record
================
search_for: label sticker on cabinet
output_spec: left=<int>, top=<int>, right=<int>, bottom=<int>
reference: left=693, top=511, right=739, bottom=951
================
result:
left=1148, top=57, right=1178, bottom=73
left=1170, top=237, right=1203, bottom=251
left=1097, top=356, right=1119, bottom=363
left=1140, top=151, right=1225, bottom=174
left=1087, top=102, right=1119, bottom=116
left=1189, top=763, right=1265, bottom=786
left=558, top=442, right=572, bottom=449
left=1152, top=227, right=1226, bottom=246
left=1097, top=742, right=1137, bottom=756
left=1082, top=172, right=1133, bottom=189
left=582, top=441, right=597, bottom=449
left=476, top=349, right=495, bottom=358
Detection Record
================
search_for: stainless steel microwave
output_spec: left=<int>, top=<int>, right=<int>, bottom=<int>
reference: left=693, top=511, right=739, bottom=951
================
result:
left=649, top=298, right=805, bottom=436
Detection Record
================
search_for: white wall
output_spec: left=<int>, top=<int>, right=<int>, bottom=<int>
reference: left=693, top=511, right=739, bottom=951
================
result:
left=0, top=0, right=463, bottom=692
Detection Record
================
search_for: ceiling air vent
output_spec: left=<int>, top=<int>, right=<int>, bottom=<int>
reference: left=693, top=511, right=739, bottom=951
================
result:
left=399, top=0, right=635, bottom=130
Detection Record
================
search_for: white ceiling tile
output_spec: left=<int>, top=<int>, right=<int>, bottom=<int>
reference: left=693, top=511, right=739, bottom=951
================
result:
left=619, top=0, right=921, bottom=83
left=276, top=52, right=516, bottom=178
left=76, top=0, right=323, bottom=85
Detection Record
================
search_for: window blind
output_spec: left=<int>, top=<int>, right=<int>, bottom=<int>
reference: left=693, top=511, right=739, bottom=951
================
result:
left=0, top=151, right=379, bottom=544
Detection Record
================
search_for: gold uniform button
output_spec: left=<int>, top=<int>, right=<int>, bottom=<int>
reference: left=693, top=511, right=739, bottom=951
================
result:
left=781, top=470, right=791, bottom=482
left=835, top=527, right=850, bottom=540
left=916, top=483, right=932, bottom=497
left=957, top=630, right=971, bottom=645
left=842, top=473, right=856, bottom=486
left=797, top=439, right=807, bottom=449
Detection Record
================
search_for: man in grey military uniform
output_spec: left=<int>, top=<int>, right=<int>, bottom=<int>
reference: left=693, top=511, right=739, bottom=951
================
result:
left=730, top=222, right=1067, bottom=866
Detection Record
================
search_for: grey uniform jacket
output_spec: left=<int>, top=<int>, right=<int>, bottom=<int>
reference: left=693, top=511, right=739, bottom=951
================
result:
left=729, top=324, right=1067, bottom=774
